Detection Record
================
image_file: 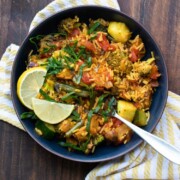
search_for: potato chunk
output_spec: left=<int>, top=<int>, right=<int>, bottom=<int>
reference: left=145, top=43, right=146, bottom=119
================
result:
left=117, top=100, right=137, bottom=122
left=108, top=22, right=131, bottom=43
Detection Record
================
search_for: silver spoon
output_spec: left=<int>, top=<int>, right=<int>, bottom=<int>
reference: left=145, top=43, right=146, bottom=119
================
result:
left=113, top=112, right=180, bottom=165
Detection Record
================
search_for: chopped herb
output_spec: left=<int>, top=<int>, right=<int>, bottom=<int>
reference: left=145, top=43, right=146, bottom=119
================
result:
left=107, top=96, right=116, bottom=110
left=89, top=88, right=96, bottom=109
left=106, top=96, right=116, bottom=115
left=63, top=43, right=78, bottom=61
left=88, top=22, right=101, bottom=34
left=77, top=46, right=86, bottom=59
left=39, top=89, right=56, bottom=102
left=21, top=111, right=38, bottom=120
left=46, top=57, right=63, bottom=75
left=86, top=56, right=92, bottom=67
left=93, top=94, right=109, bottom=113
left=80, top=135, right=91, bottom=151
left=61, top=92, right=77, bottom=101
left=59, top=134, right=91, bottom=152
left=63, top=56, right=74, bottom=69
left=70, top=110, right=81, bottom=121
left=62, top=43, right=90, bottom=70
left=79, top=46, right=90, bottom=60
left=86, top=94, right=109, bottom=132
left=59, top=141, right=82, bottom=151
left=73, top=63, right=86, bottom=84
left=86, top=110, right=94, bottom=132
left=29, top=35, right=45, bottom=49
left=72, top=56, right=92, bottom=84
left=101, top=110, right=108, bottom=122
left=65, top=120, right=83, bottom=137
left=102, top=96, right=116, bottom=122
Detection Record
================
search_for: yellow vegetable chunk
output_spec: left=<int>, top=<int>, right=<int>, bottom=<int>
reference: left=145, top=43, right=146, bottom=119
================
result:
left=108, top=22, right=131, bottom=43
left=117, top=100, right=137, bottom=122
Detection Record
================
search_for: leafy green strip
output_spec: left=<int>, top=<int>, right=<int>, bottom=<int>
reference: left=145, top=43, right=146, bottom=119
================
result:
left=73, top=63, right=86, bottom=84
left=20, top=111, right=38, bottom=120
left=39, top=89, right=56, bottom=102
left=89, top=88, right=96, bottom=109
left=45, top=57, right=64, bottom=75
left=86, top=94, right=109, bottom=132
left=88, top=22, right=101, bottom=34
left=61, top=92, right=76, bottom=101
left=80, top=135, right=91, bottom=152
left=59, top=135, right=91, bottom=152
left=63, top=56, right=74, bottom=69
left=101, top=96, right=116, bottom=122
left=65, top=120, right=83, bottom=137
left=93, top=94, right=109, bottom=113
left=29, top=35, right=45, bottom=49
left=86, top=56, right=92, bottom=67
left=107, top=96, right=116, bottom=113
left=73, top=57, right=92, bottom=84
left=63, top=42, right=78, bottom=62
left=63, top=42, right=90, bottom=62
left=70, top=110, right=81, bottom=121
left=59, top=141, right=82, bottom=151
left=86, top=110, right=94, bottom=133
left=77, top=46, right=86, bottom=59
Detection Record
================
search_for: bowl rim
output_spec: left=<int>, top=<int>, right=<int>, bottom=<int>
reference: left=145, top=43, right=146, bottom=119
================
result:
left=11, top=5, right=168, bottom=163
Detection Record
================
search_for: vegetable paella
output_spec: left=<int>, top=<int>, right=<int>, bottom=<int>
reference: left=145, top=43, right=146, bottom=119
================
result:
left=19, top=16, right=161, bottom=154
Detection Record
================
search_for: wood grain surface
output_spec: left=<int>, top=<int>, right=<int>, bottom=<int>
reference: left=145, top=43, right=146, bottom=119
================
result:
left=0, top=0, right=179, bottom=179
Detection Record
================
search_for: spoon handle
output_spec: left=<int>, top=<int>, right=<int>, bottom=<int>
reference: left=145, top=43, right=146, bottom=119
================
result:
left=114, top=112, right=180, bottom=165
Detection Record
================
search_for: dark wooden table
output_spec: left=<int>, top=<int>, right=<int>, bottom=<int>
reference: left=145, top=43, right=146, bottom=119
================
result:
left=0, top=0, right=179, bottom=179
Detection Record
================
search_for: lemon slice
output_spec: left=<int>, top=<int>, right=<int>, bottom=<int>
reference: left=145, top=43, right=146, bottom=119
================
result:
left=17, top=67, right=47, bottom=110
left=32, top=98, right=74, bottom=124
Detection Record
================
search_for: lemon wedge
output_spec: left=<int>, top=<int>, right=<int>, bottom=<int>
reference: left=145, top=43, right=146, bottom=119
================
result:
left=32, top=98, right=74, bottom=124
left=17, top=67, right=47, bottom=110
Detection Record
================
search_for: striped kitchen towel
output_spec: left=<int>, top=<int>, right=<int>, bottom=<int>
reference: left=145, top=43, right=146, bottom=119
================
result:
left=0, top=0, right=179, bottom=179
left=86, top=94, right=180, bottom=179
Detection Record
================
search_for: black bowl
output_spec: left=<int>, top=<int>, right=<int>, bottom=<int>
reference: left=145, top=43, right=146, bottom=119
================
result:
left=11, top=6, right=168, bottom=162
